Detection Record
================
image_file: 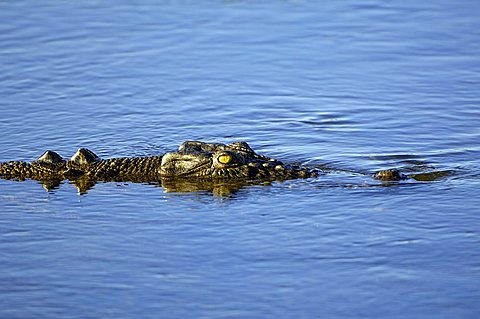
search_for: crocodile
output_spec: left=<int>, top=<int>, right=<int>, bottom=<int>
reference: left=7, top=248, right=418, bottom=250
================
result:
left=0, top=140, right=407, bottom=193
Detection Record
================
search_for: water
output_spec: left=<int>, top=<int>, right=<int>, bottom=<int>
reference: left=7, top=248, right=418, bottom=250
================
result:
left=1, top=1, right=479, bottom=318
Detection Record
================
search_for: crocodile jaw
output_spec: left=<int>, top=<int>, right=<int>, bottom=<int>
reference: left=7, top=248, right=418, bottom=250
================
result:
left=159, top=152, right=212, bottom=177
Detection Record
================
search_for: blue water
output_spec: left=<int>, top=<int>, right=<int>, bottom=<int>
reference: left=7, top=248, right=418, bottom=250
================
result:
left=1, top=1, right=480, bottom=318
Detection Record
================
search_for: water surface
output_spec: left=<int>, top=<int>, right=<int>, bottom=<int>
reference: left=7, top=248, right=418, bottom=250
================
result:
left=1, top=1, right=479, bottom=318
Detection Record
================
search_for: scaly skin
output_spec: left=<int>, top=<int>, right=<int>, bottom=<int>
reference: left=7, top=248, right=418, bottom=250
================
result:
left=66, top=156, right=164, bottom=181
left=0, top=141, right=407, bottom=193
left=0, top=160, right=66, bottom=180
left=0, top=141, right=317, bottom=183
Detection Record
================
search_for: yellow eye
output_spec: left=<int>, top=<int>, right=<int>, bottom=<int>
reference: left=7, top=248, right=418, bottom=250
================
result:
left=218, top=154, right=233, bottom=164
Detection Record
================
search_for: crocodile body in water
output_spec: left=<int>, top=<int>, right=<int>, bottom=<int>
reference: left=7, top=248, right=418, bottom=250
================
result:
left=0, top=140, right=407, bottom=194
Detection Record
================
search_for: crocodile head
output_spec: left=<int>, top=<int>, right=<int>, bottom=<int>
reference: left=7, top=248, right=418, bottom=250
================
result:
left=159, top=141, right=315, bottom=180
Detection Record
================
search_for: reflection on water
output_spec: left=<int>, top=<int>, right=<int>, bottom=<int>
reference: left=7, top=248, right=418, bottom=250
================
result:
left=1, top=166, right=455, bottom=196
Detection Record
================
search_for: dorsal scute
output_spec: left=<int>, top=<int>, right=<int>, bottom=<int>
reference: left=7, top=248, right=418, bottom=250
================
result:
left=70, top=148, right=100, bottom=164
left=36, top=150, right=64, bottom=164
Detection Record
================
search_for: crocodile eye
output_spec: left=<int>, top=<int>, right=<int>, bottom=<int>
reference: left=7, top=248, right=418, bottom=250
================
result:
left=218, top=154, right=233, bottom=164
